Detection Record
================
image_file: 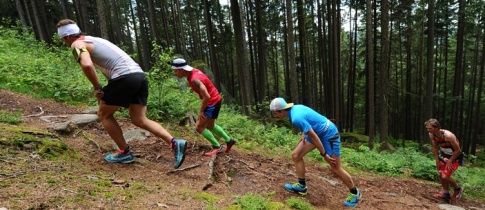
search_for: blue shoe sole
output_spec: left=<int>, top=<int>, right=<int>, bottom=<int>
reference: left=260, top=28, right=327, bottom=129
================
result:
left=104, top=156, right=135, bottom=164
left=174, top=140, right=187, bottom=169
left=284, top=184, right=307, bottom=196
left=344, top=192, right=361, bottom=207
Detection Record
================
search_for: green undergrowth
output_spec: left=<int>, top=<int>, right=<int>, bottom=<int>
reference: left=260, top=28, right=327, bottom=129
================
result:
left=0, top=123, right=75, bottom=160
left=227, top=192, right=310, bottom=210
left=0, top=109, right=23, bottom=124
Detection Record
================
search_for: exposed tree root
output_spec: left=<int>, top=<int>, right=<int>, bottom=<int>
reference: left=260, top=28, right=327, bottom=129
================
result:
left=202, top=153, right=218, bottom=190
left=165, top=164, right=202, bottom=174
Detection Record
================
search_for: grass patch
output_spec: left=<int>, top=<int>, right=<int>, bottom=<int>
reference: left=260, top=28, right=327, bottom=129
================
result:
left=235, top=193, right=271, bottom=209
left=285, top=197, right=313, bottom=210
left=0, top=110, right=22, bottom=124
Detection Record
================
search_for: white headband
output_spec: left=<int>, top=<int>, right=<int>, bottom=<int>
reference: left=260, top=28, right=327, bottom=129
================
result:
left=57, top=24, right=81, bottom=38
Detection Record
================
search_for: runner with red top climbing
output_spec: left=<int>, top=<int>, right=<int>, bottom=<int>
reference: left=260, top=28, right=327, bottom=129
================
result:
left=425, top=119, right=464, bottom=201
left=171, top=58, right=236, bottom=156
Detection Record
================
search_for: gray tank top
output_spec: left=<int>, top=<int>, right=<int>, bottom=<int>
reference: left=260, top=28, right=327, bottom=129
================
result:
left=80, top=36, right=144, bottom=79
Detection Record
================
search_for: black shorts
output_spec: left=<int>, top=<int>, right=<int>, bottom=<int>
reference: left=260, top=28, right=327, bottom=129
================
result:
left=101, top=73, right=148, bottom=108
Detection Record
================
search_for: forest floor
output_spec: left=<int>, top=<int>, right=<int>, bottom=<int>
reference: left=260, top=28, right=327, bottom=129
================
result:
left=0, top=89, right=484, bottom=210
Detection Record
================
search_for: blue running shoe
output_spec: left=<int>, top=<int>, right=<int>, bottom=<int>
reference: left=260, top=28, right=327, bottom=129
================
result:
left=284, top=183, right=307, bottom=196
left=104, top=151, right=135, bottom=163
left=344, top=189, right=361, bottom=207
left=172, top=139, right=187, bottom=169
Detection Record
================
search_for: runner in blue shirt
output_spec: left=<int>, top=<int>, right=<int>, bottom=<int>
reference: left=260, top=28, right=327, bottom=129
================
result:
left=270, top=97, right=361, bottom=207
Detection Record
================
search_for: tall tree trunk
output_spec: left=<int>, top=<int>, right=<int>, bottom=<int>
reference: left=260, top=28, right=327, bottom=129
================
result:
left=22, top=0, right=33, bottom=29
left=404, top=0, right=414, bottom=141
left=451, top=0, right=465, bottom=137
left=464, top=24, right=482, bottom=154
left=170, top=0, right=181, bottom=53
left=317, top=0, right=326, bottom=111
left=31, top=1, right=50, bottom=43
left=215, top=0, right=230, bottom=87
left=346, top=0, right=357, bottom=132
left=255, top=0, right=267, bottom=106
left=471, top=26, right=484, bottom=155
left=244, top=0, right=257, bottom=107
left=424, top=0, right=435, bottom=144
left=147, top=0, right=160, bottom=46
left=296, top=0, right=308, bottom=105
left=79, top=0, right=92, bottom=34
left=96, top=0, right=109, bottom=39
left=129, top=0, right=141, bottom=65
left=109, top=0, right=122, bottom=45
left=15, top=0, right=27, bottom=27
left=379, top=0, right=390, bottom=151
left=175, top=0, right=187, bottom=58
left=59, top=0, right=71, bottom=19
left=230, top=0, right=252, bottom=114
left=187, top=0, right=201, bottom=60
left=204, top=0, right=222, bottom=91
left=160, top=0, right=171, bottom=48
left=286, top=0, right=298, bottom=103
left=135, top=0, right=151, bottom=71
left=366, top=0, right=375, bottom=149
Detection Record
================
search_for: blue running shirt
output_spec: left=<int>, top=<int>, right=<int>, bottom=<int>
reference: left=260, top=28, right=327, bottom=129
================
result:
left=288, top=105, right=329, bottom=134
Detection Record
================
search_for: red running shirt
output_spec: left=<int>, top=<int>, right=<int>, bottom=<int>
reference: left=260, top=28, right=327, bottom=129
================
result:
left=188, top=69, right=221, bottom=106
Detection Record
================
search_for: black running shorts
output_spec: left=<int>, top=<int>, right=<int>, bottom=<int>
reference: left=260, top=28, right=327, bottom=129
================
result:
left=101, top=73, right=148, bottom=108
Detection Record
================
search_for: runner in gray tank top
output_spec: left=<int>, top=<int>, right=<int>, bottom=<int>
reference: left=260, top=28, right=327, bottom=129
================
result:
left=80, top=36, right=143, bottom=79
left=56, top=19, right=187, bottom=168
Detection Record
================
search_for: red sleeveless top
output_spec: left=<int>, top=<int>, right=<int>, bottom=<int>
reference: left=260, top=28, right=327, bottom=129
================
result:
left=188, top=69, right=222, bottom=106
left=432, top=129, right=459, bottom=159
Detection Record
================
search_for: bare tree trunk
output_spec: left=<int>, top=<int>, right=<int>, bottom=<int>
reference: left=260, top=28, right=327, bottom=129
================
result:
left=15, top=0, right=27, bottom=27
left=379, top=0, right=390, bottom=151
left=109, top=0, right=122, bottom=45
left=451, top=0, right=465, bottom=137
left=255, top=0, right=267, bottom=106
left=129, top=0, right=141, bottom=65
left=404, top=0, right=414, bottom=142
left=317, top=0, right=326, bottom=111
left=296, top=0, right=308, bottom=105
left=244, top=0, right=257, bottom=107
left=135, top=0, right=151, bottom=71
left=463, top=25, right=482, bottom=154
left=346, top=0, right=357, bottom=132
left=175, top=0, right=187, bottom=58
left=204, top=0, right=221, bottom=91
left=31, top=1, right=50, bottom=42
left=230, top=0, right=252, bottom=114
left=22, top=0, right=33, bottom=29
left=170, top=0, right=181, bottom=53
left=96, top=0, right=109, bottom=39
left=471, top=27, right=485, bottom=155
left=366, top=0, right=375, bottom=149
left=286, top=0, right=298, bottom=103
left=423, top=0, right=435, bottom=145
left=147, top=0, right=160, bottom=46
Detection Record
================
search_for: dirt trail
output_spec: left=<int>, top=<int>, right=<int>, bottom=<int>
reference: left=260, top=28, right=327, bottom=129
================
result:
left=0, top=89, right=484, bottom=210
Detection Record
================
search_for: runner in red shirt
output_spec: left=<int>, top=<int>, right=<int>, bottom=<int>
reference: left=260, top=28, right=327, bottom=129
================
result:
left=425, top=119, right=464, bottom=200
left=171, top=58, right=236, bottom=156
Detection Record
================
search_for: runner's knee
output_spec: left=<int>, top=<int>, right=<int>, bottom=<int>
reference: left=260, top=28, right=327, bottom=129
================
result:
left=195, top=124, right=205, bottom=133
left=97, top=111, right=111, bottom=121
left=131, top=117, right=147, bottom=127
left=290, top=151, right=303, bottom=161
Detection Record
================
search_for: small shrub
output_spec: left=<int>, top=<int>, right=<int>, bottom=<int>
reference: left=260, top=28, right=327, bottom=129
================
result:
left=0, top=110, right=22, bottom=124
left=285, top=197, right=313, bottom=210
left=236, top=193, right=270, bottom=210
